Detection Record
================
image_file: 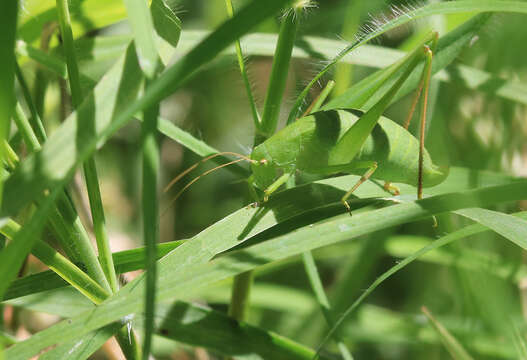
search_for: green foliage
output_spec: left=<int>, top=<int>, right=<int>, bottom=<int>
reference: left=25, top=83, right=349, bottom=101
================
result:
left=3, top=1, right=527, bottom=359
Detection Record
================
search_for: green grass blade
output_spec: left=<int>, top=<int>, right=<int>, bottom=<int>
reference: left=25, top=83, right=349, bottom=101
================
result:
left=13, top=61, right=47, bottom=143
left=384, top=235, right=527, bottom=282
left=0, top=185, right=63, bottom=301
left=152, top=302, right=333, bottom=360
left=333, top=0, right=362, bottom=97
left=56, top=0, right=114, bottom=294
left=313, top=208, right=527, bottom=357
left=0, top=0, right=18, bottom=207
left=4, top=240, right=184, bottom=301
left=302, top=252, right=353, bottom=360
left=421, top=306, right=474, bottom=360
left=124, top=0, right=163, bottom=355
left=39, top=323, right=123, bottom=360
left=124, top=0, right=158, bottom=78
left=1, top=220, right=110, bottom=304
left=257, top=7, right=299, bottom=143
left=19, top=0, right=128, bottom=44
left=4, top=166, right=516, bottom=301
left=141, top=82, right=161, bottom=360
left=6, top=178, right=527, bottom=359
left=455, top=208, right=527, bottom=250
left=11, top=103, right=112, bottom=291
left=225, top=0, right=260, bottom=128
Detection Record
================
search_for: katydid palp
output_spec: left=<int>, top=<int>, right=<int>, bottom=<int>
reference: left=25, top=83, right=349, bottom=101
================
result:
left=165, top=35, right=447, bottom=213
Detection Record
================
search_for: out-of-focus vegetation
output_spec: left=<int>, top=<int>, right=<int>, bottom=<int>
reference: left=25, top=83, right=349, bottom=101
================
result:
left=3, top=0, right=527, bottom=359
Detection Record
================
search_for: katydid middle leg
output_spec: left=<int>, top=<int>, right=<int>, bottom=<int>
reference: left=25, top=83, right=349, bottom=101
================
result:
left=341, top=160, right=378, bottom=214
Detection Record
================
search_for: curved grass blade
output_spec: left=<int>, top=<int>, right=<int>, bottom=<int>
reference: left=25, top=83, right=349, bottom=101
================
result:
left=3, top=167, right=518, bottom=301
left=1, top=220, right=110, bottom=304
left=456, top=208, right=527, bottom=250
left=4, top=240, right=184, bottom=301
left=313, top=207, right=527, bottom=358
left=6, top=179, right=527, bottom=359
left=421, top=306, right=474, bottom=360
left=302, top=252, right=353, bottom=360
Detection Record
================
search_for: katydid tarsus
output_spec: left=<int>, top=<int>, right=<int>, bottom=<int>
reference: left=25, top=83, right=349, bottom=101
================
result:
left=165, top=34, right=447, bottom=213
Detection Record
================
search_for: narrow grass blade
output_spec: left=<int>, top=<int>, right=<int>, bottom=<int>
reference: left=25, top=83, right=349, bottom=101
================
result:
left=14, top=62, right=47, bottom=143
left=333, top=0, right=362, bottom=97
left=421, top=306, right=474, bottom=360
left=4, top=240, right=185, bottom=301
left=455, top=208, right=527, bottom=250
left=302, top=252, right=353, bottom=360
left=124, top=0, right=164, bottom=355
left=140, top=82, right=161, bottom=359
left=1, top=220, right=110, bottom=304
left=56, top=0, right=114, bottom=293
left=225, top=0, right=260, bottom=128
left=124, top=0, right=158, bottom=78
left=0, top=0, right=18, bottom=206
left=257, top=7, right=299, bottom=143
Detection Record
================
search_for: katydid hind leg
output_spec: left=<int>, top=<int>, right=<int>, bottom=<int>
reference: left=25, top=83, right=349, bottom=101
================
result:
left=417, top=45, right=434, bottom=200
left=403, top=33, right=438, bottom=131
left=341, top=161, right=377, bottom=214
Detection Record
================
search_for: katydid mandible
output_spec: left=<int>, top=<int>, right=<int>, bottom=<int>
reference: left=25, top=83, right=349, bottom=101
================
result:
left=165, top=36, right=447, bottom=213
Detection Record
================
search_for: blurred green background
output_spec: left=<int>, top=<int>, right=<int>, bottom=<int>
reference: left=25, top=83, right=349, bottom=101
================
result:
left=13, top=0, right=527, bottom=358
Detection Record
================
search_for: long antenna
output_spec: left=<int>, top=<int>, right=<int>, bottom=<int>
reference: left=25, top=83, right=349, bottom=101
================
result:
left=163, top=151, right=254, bottom=193
left=162, top=158, right=247, bottom=216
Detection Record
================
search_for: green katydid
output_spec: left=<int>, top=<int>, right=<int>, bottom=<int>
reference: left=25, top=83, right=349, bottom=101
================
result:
left=164, top=34, right=447, bottom=213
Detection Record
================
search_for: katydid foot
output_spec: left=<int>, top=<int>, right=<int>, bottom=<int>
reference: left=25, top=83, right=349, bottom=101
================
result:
left=383, top=182, right=400, bottom=196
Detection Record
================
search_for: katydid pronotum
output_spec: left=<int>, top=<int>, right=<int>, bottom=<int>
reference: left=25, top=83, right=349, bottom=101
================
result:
left=165, top=34, right=447, bottom=214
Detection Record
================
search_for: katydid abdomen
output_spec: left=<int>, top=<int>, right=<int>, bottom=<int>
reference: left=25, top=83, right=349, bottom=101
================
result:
left=250, top=109, right=447, bottom=192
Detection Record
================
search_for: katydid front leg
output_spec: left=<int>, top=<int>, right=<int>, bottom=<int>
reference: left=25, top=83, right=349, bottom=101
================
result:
left=262, top=172, right=293, bottom=202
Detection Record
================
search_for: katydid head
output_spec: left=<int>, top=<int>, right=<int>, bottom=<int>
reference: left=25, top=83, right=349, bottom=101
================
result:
left=250, top=144, right=278, bottom=190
